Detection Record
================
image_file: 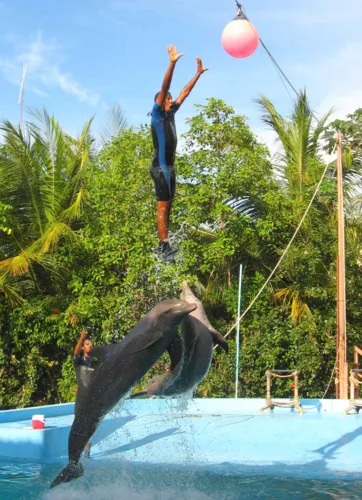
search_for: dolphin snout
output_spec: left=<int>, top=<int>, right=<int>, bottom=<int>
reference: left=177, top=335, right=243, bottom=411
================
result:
left=170, top=299, right=197, bottom=315
left=175, top=299, right=197, bottom=314
left=184, top=302, right=197, bottom=313
left=176, top=299, right=197, bottom=314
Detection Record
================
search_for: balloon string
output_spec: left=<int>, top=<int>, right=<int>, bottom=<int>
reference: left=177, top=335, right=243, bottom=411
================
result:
left=233, top=1, right=299, bottom=101
left=238, top=3, right=320, bottom=121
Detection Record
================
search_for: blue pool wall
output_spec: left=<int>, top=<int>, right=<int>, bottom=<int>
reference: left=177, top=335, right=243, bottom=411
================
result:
left=0, top=398, right=360, bottom=471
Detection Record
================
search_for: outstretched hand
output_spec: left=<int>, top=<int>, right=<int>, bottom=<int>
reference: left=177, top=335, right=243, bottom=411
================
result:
left=196, top=57, right=208, bottom=75
left=168, top=45, right=184, bottom=63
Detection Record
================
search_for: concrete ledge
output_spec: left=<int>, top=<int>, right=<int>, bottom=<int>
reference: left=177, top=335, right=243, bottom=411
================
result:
left=0, top=398, right=359, bottom=471
left=0, top=402, right=75, bottom=423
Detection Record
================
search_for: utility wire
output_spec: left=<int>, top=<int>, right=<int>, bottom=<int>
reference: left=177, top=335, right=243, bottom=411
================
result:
left=214, top=160, right=331, bottom=348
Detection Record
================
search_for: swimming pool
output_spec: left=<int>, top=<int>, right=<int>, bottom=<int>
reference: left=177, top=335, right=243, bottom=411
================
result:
left=1, top=399, right=361, bottom=499
left=1, top=458, right=362, bottom=499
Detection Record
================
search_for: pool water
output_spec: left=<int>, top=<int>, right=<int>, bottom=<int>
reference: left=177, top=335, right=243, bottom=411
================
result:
left=1, top=459, right=362, bottom=500
left=2, top=399, right=362, bottom=499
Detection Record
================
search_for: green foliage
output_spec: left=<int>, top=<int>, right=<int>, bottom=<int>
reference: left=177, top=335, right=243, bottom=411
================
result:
left=324, top=108, right=362, bottom=201
left=0, top=110, right=94, bottom=305
left=0, top=96, right=361, bottom=409
left=324, top=108, right=362, bottom=158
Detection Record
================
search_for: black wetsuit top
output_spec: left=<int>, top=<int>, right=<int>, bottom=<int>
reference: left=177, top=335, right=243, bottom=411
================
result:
left=74, top=354, right=98, bottom=389
left=150, top=101, right=180, bottom=200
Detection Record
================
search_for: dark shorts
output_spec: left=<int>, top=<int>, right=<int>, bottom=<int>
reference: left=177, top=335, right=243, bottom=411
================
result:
left=150, top=164, right=176, bottom=202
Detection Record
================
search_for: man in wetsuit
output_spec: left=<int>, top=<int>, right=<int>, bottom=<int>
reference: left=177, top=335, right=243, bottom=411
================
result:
left=150, top=44, right=208, bottom=259
left=73, top=329, right=97, bottom=458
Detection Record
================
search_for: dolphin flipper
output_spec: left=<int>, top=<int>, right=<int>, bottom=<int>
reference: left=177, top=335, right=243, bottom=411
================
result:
left=166, top=331, right=183, bottom=369
left=91, top=330, right=164, bottom=359
left=127, top=330, right=164, bottom=353
left=211, top=328, right=228, bottom=353
left=50, top=462, right=84, bottom=489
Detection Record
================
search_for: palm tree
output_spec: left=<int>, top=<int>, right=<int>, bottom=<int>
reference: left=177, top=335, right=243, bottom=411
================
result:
left=256, top=90, right=334, bottom=322
left=256, top=90, right=333, bottom=199
left=0, top=110, right=94, bottom=304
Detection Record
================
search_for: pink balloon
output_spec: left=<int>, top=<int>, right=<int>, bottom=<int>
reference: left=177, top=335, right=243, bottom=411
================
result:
left=221, top=18, right=259, bottom=59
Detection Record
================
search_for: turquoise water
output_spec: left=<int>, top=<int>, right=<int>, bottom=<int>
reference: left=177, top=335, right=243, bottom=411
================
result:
left=1, top=459, right=362, bottom=500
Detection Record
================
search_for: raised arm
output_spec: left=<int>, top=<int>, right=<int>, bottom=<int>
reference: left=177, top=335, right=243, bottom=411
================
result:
left=175, top=57, right=208, bottom=107
left=74, top=329, right=87, bottom=357
left=156, top=45, right=184, bottom=107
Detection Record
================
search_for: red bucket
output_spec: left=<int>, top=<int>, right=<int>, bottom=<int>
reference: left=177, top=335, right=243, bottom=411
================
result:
left=32, top=414, right=45, bottom=430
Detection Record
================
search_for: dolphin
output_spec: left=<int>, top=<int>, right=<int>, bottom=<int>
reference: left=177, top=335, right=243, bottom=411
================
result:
left=131, top=281, right=228, bottom=398
left=50, top=298, right=196, bottom=489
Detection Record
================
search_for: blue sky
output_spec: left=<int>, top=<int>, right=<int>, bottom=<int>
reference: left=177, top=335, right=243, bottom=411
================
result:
left=1, top=0, right=362, bottom=149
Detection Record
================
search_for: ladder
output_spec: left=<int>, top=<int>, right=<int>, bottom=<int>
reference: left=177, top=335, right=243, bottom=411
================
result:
left=260, top=370, right=303, bottom=415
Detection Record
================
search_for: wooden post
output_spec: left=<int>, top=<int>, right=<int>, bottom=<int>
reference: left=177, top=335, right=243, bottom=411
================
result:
left=353, top=346, right=362, bottom=399
left=265, top=370, right=271, bottom=407
left=354, top=346, right=362, bottom=366
left=293, top=371, right=299, bottom=402
left=336, top=132, right=348, bottom=399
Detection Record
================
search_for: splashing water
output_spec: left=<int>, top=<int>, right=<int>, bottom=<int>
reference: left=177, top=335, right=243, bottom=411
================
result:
left=2, top=459, right=362, bottom=500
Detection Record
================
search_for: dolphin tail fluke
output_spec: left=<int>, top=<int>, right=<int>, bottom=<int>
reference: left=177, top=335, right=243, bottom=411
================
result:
left=50, top=462, right=84, bottom=489
left=129, top=391, right=149, bottom=399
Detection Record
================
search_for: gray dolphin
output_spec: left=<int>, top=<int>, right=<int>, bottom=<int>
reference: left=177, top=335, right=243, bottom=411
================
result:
left=50, top=298, right=196, bottom=489
left=131, top=281, right=228, bottom=398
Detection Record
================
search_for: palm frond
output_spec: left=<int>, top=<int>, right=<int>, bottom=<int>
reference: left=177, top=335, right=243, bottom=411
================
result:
left=256, top=95, right=290, bottom=150
left=273, top=285, right=312, bottom=323
left=1, top=119, right=45, bottom=235
left=311, top=109, right=334, bottom=152
left=225, top=196, right=260, bottom=220
left=60, top=187, right=86, bottom=224
left=256, top=90, right=333, bottom=197
left=0, top=251, right=33, bottom=276
left=101, top=104, right=128, bottom=144
left=36, top=222, right=78, bottom=254
left=0, top=111, right=93, bottom=303
left=0, top=271, right=25, bottom=306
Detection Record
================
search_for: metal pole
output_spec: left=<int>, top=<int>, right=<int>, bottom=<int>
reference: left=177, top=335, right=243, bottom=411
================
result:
left=336, top=132, right=348, bottom=399
left=235, top=264, right=243, bottom=398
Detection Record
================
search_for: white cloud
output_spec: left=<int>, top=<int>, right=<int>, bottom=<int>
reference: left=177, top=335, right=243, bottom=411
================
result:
left=290, top=41, right=362, bottom=123
left=31, top=87, right=49, bottom=98
left=319, top=91, right=362, bottom=122
left=106, top=0, right=223, bottom=23
left=309, top=43, right=362, bottom=120
left=254, top=128, right=279, bottom=158
left=0, top=32, right=99, bottom=106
